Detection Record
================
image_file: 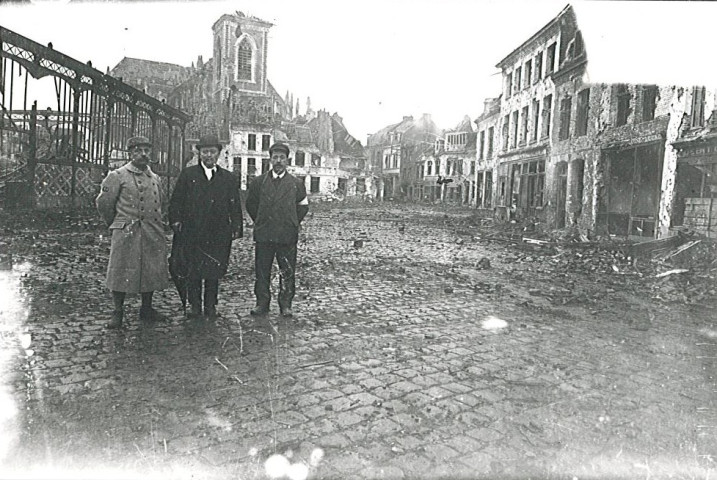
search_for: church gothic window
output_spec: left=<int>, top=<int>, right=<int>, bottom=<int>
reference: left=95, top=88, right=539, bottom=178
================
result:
left=236, top=36, right=254, bottom=82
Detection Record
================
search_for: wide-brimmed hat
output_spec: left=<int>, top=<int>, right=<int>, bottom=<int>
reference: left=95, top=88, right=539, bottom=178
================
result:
left=269, top=142, right=290, bottom=156
left=127, top=136, right=152, bottom=150
left=195, top=134, right=223, bottom=150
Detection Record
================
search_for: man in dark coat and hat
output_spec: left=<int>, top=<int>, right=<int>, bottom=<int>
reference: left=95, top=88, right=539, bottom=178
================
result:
left=168, top=134, right=243, bottom=319
left=245, top=142, right=309, bottom=317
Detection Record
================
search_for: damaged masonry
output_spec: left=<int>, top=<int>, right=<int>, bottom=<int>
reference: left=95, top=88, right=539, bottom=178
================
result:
left=1, top=2, right=717, bottom=480
left=374, top=4, right=717, bottom=245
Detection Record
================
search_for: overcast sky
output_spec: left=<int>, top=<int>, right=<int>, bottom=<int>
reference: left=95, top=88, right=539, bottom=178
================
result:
left=1, top=0, right=715, bottom=143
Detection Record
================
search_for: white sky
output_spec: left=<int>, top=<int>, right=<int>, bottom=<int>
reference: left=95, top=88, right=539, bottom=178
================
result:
left=1, top=0, right=716, bottom=142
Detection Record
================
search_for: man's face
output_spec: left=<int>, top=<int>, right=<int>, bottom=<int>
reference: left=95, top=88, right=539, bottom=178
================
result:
left=130, top=146, right=152, bottom=169
left=271, top=151, right=288, bottom=175
left=199, top=146, right=220, bottom=168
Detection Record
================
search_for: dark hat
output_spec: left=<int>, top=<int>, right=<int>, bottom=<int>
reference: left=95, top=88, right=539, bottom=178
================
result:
left=269, top=142, right=290, bottom=156
left=127, top=136, right=152, bottom=150
left=196, top=134, right=223, bottom=150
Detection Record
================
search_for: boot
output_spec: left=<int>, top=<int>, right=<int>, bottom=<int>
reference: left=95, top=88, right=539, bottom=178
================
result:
left=139, top=306, right=166, bottom=323
left=205, top=305, right=220, bottom=320
left=250, top=304, right=269, bottom=316
left=279, top=303, right=293, bottom=318
left=106, top=309, right=123, bottom=329
left=188, top=303, right=203, bottom=319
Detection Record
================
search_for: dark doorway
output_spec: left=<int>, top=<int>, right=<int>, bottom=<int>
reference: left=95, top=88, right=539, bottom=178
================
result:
left=556, top=162, right=568, bottom=229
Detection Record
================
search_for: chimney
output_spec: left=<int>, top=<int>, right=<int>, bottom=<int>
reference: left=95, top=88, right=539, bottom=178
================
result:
left=422, top=113, right=431, bottom=122
left=484, top=97, right=500, bottom=113
left=403, top=115, right=413, bottom=121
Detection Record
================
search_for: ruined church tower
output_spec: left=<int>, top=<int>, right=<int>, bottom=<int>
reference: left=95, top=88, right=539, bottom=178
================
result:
left=212, top=12, right=273, bottom=102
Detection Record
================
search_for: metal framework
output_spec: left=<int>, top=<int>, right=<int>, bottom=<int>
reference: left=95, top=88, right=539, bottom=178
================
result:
left=0, top=25, right=191, bottom=206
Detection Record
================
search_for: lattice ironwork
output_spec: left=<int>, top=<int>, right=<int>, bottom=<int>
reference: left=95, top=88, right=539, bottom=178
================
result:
left=35, top=163, right=72, bottom=197
left=38, top=58, right=77, bottom=80
left=3, top=44, right=34, bottom=63
left=74, top=165, right=100, bottom=197
left=1, top=26, right=190, bottom=125
left=34, top=163, right=98, bottom=199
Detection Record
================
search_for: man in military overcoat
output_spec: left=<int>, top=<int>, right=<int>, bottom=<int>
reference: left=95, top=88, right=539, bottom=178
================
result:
left=245, top=142, right=309, bottom=317
left=96, top=136, right=169, bottom=329
left=168, top=134, right=243, bottom=319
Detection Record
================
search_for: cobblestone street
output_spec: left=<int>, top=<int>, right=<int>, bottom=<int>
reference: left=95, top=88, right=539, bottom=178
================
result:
left=1, top=203, right=716, bottom=479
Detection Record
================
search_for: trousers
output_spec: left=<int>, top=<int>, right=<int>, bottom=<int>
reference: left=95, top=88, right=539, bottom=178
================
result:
left=188, top=278, right=219, bottom=310
left=254, top=242, right=297, bottom=309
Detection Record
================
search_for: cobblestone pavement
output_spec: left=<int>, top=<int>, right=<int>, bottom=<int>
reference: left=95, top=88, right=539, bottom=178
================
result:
left=1, top=204, right=716, bottom=479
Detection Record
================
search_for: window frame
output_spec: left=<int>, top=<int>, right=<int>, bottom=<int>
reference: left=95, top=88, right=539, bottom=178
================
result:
left=575, top=88, right=590, bottom=137
left=559, top=96, right=572, bottom=141
left=616, top=84, right=631, bottom=127
left=235, top=35, right=256, bottom=83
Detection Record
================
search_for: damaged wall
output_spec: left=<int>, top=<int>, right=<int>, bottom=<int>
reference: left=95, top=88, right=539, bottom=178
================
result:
left=590, top=83, right=677, bottom=238
left=548, top=70, right=596, bottom=231
left=657, top=87, right=689, bottom=238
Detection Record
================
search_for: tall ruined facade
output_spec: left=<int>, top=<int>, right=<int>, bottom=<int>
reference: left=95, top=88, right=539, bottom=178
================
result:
left=474, top=98, right=501, bottom=212
left=490, top=4, right=713, bottom=240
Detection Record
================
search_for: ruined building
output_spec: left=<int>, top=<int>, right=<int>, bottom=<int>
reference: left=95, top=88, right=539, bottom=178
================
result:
left=474, top=97, right=501, bottom=212
left=110, top=11, right=370, bottom=197
left=411, top=116, right=477, bottom=205
left=109, top=58, right=193, bottom=102
left=488, top=4, right=715, bottom=239
left=366, top=114, right=441, bottom=200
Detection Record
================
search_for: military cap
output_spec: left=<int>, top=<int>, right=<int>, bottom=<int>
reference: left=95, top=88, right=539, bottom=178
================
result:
left=195, top=134, right=224, bottom=150
left=127, top=136, right=152, bottom=150
left=269, top=142, right=290, bottom=156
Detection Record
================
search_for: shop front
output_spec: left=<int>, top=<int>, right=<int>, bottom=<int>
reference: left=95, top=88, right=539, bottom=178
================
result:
left=672, top=138, right=717, bottom=238
left=597, top=142, right=663, bottom=239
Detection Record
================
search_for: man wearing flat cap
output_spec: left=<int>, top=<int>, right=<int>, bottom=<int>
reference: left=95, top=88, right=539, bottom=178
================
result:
left=168, top=134, right=243, bottom=319
left=245, top=142, right=309, bottom=317
left=96, top=136, right=169, bottom=329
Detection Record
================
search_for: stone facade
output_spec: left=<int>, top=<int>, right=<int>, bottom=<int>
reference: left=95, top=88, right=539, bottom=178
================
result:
left=493, top=6, right=565, bottom=225
left=415, top=117, right=477, bottom=205
left=474, top=98, right=501, bottom=215
left=488, top=4, right=713, bottom=240
left=367, top=114, right=441, bottom=201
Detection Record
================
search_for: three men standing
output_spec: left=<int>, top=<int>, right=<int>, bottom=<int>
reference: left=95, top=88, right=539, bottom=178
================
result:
left=169, top=135, right=243, bottom=319
left=97, top=137, right=306, bottom=326
left=96, top=136, right=169, bottom=329
left=246, top=142, right=309, bottom=317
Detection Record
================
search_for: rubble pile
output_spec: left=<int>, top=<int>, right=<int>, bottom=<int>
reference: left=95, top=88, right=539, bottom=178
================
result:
left=648, top=239, right=717, bottom=304
left=511, top=233, right=717, bottom=305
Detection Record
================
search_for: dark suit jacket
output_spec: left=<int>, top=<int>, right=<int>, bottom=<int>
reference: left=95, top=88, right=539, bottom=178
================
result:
left=168, top=164, right=243, bottom=278
left=245, top=172, right=308, bottom=244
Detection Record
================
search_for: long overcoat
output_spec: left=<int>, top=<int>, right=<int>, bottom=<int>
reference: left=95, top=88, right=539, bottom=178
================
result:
left=168, top=165, right=243, bottom=279
left=245, top=172, right=307, bottom=244
left=96, top=162, right=169, bottom=293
